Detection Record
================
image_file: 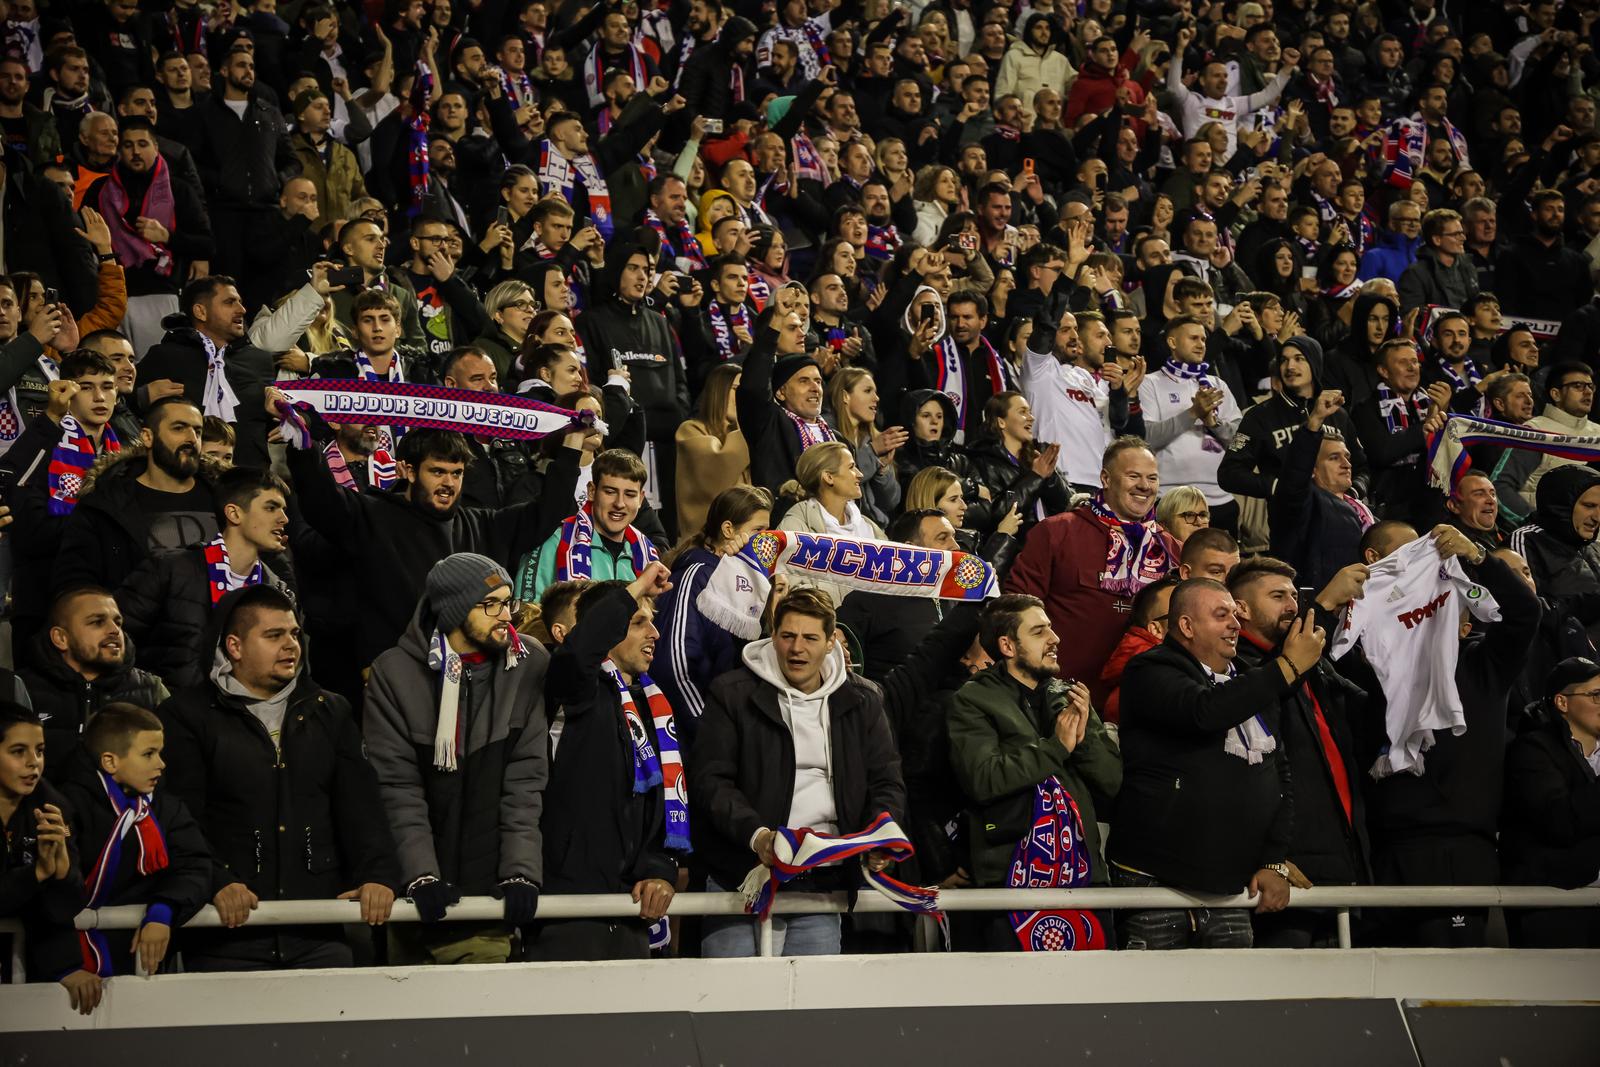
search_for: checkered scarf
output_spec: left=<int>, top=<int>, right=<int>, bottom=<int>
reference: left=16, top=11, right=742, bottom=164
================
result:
left=47, top=415, right=118, bottom=515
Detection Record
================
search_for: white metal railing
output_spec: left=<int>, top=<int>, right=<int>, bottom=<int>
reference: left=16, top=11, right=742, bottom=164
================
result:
left=4, top=885, right=1597, bottom=975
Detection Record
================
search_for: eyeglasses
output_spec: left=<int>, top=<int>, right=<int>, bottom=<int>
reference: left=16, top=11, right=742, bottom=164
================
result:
left=504, top=299, right=537, bottom=312
left=1561, top=381, right=1596, bottom=392
left=478, top=596, right=522, bottom=618
left=1177, top=511, right=1210, bottom=525
left=1439, top=229, right=1466, bottom=239
left=1562, top=688, right=1600, bottom=702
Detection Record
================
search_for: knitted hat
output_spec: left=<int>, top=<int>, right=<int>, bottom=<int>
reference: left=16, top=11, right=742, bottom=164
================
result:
left=772, top=353, right=820, bottom=394
left=426, top=553, right=511, bottom=633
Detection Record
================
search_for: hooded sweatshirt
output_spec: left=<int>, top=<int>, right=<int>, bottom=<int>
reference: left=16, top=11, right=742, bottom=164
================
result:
left=741, top=638, right=849, bottom=834
left=578, top=240, right=693, bottom=438
left=209, top=649, right=295, bottom=751
left=1510, top=465, right=1600, bottom=641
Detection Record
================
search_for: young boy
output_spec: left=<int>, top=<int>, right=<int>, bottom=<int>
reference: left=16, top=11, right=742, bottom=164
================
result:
left=53, top=703, right=210, bottom=980
left=0, top=704, right=92, bottom=1011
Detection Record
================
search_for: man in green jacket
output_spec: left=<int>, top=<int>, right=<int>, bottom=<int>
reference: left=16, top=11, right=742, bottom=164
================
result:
left=948, top=593, right=1122, bottom=951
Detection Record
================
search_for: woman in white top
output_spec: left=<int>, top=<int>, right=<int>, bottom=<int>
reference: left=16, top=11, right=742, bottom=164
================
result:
left=777, top=440, right=885, bottom=609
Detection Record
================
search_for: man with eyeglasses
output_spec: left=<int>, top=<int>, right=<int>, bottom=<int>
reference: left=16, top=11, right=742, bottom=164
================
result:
left=1358, top=200, right=1423, bottom=284
left=1505, top=362, right=1600, bottom=509
left=1500, top=656, right=1600, bottom=947
left=365, top=552, right=551, bottom=965
left=1499, top=188, right=1596, bottom=321
left=405, top=217, right=490, bottom=365
left=1397, top=208, right=1479, bottom=317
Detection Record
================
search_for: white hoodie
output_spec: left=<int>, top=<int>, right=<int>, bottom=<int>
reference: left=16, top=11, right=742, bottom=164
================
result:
left=741, top=637, right=849, bottom=835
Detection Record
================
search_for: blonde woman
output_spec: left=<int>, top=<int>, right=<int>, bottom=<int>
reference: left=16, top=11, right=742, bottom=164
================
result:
left=777, top=440, right=885, bottom=607
left=1156, top=485, right=1211, bottom=542
left=825, top=368, right=906, bottom=526
left=473, top=280, right=537, bottom=383
left=676, top=362, right=752, bottom=536
left=906, top=465, right=1021, bottom=559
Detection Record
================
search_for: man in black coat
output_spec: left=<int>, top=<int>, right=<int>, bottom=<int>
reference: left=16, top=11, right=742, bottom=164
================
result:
left=1349, top=338, right=1449, bottom=521
left=19, top=587, right=170, bottom=760
left=1268, top=407, right=1375, bottom=594
left=1356, top=523, right=1542, bottom=947
left=677, top=16, right=757, bottom=123
left=1231, top=557, right=1372, bottom=947
left=0, top=149, right=99, bottom=315
left=271, top=396, right=581, bottom=669
left=1497, top=190, right=1595, bottom=323
left=192, top=46, right=299, bottom=277
left=693, top=587, right=907, bottom=957
left=735, top=299, right=830, bottom=494
left=158, top=585, right=398, bottom=970
left=1500, top=657, right=1600, bottom=947
left=1110, top=577, right=1325, bottom=948
left=533, top=564, right=680, bottom=961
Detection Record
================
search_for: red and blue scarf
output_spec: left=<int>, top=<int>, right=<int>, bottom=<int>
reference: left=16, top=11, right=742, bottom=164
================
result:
left=79, top=770, right=169, bottom=977
left=406, top=59, right=433, bottom=217
left=47, top=415, right=118, bottom=515
left=865, top=223, right=900, bottom=262
left=324, top=436, right=396, bottom=492
left=606, top=659, right=690, bottom=852
left=739, top=811, right=938, bottom=919
left=644, top=208, right=707, bottom=270
left=1376, top=382, right=1430, bottom=434
left=746, top=270, right=771, bottom=311
left=538, top=139, right=615, bottom=240
left=935, top=334, right=1011, bottom=438
left=1086, top=493, right=1173, bottom=596
left=203, top=534, right=265, bottom=604
left=1007, top=774, right=1107, bottom=952
left=552, top=500, right=659, bottom=582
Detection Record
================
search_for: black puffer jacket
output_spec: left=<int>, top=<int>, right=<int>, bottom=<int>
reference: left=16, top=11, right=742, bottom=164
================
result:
left=962, top=434, right=1072, bottom=536
left=579, top=242, right=693, bottom=441
left=117, top=544, right=294, bottom=692
left=138, top=323, right=279, bottom=470
left=19, top=628, right=170, bottom=761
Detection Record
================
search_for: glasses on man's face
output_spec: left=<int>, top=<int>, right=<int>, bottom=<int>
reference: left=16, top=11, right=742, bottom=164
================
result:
left=1439, top=229, right=1466, bottom=239
left=1562, top=380, right=1596, bottom=392
left=1178, top=511, right=1210, bottom=526
left=1563, top=687, right=1600, bottom=703
left=478, top=596, right=522, bottom=618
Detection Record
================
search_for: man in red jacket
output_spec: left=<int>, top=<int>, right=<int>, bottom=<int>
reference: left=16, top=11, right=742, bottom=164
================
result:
left=1006, top=437, right=1182, bottom=708
left=1100, top=575, right=1178, bottom=726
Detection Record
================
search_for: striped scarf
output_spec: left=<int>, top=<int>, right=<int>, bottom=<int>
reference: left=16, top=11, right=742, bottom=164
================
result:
left=1086, top=493, right=1173, bottom=596
left=1008, top=774, right=1106, bottom=952
left=80, top=770, right=169, bottom=977
left=552, top=500, right=659, bottom=582
left=426, top=624, right=531, bottom=771
left=865, top=223, right=899, bottom=261
left=500, top=65, right=536, bottom=108
left=583, top=42, right=647, bottom=109
left=935, top=334, right=1011, bottom=439
left=706, top=299, right=751, bottom=360
left=739, top=811, right=938, bottom=919
left=780, top=406, right=834, bottom=450
left=538, top=139, right=614, bottom=240
left=324, top=437, right=395, bottom=491
left=791, top=129, right=826, bottom=184
left=353, top=348, right=404, bottom=457
left=1322, top=279, right=1362, bottom=301
left=1376, top=382, right=1429, bottom=433
left=606, top=660, right=690, bottom=852
left=1438, top=356, right=1485, bottom=416
left=47, top=416, right=118, bottom=515
left=202, top=534, right=264, bottom=604
left=644, top=208, right=707, bottom=269
left=746, top=270, right=771, bottom=311
left=407, top=59, right=433, bottom=217
left=1161, top=358, right=1214, bottom=383
left=200, top=333, right=240, bottom=421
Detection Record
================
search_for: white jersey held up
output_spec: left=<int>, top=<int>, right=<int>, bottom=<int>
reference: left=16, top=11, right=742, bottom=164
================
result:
left=1020, top=342, right=1113, bottom=487
left=1330, top=536, right=1501, bottom=779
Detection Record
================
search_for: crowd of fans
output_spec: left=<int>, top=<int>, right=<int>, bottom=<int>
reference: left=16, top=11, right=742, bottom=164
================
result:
left=1, top=0, right=1599, bottom=1015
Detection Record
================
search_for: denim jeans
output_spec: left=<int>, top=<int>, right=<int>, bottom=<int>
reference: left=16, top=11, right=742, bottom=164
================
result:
left=699, top=877, right=842, bottom=957
left=1111, top=865, right=1254, bottom=949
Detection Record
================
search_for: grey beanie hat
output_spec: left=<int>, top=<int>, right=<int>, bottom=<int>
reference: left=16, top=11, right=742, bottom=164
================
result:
left=426, top=552, right=512, bottom=633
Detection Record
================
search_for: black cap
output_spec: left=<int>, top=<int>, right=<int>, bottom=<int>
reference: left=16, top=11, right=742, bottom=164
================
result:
left=1546, top=657, right=1600, bottom=702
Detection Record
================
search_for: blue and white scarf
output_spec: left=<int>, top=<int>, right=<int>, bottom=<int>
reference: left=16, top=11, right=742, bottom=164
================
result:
left=606, top=659, right=690, bottom=852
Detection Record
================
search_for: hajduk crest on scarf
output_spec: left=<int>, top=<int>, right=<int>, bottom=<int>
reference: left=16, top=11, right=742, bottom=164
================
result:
left=324, top=436, right=396, bottom=491
left=427, top=624, right=532, bottom=771
left=539, top=138, right=614, bottom=240
left=1427, top=413, right=1600, bottom=491
left=698, top=529, right=998, bottom=640
left=79, top=769, right=170, bottom=977
left=1008, top=774, right=1107, bottom=952
left=1086, top=492, right=1174, bottom=596
left=551, top=499, right=660, bottom=582
left=740, top=812, right=939, bottom=920
left=47, top=414, right=119, bottom=515
left=606, top=659, right=690, bottom=852
left=203, top=533, right=265, bottom=604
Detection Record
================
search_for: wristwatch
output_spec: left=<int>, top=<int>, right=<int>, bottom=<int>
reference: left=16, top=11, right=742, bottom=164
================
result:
left=1263, top=862, right=1290, bottom=881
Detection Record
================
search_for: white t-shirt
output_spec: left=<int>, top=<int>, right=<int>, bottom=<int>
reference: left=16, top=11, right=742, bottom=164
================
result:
left=1330, top=537, right=1501, bottom=778
left=1137, top=367, right=1241, bottom=506
left=1021, top=345, right=1112, bottom=487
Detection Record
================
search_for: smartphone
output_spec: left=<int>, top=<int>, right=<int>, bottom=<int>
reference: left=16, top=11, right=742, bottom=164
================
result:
left=960, top=232, right=976, bottom=252
left=918, top=303, right=937, bottom=326
left=703, top=117, right=724, bottom=135
left=1023, top=157, right=1035, bottom=176
left=327, top=266, right=366, bottom=288
left=1297, top=587, right=1318, bottom=609
left=1301, top=265, right=1318, bottom=281
left=1094, top=172, right=1106, bottom=192
left=42, top=287, right=58, bottom=306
